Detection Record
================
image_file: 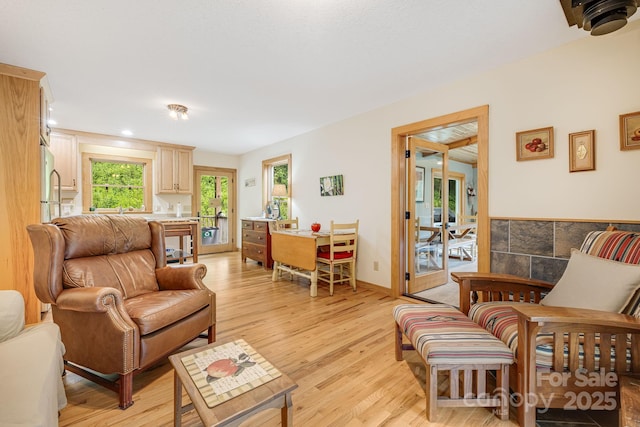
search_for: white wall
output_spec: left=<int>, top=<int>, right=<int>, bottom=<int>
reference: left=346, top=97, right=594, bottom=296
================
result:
left=238, top=21, right=640, bottom=290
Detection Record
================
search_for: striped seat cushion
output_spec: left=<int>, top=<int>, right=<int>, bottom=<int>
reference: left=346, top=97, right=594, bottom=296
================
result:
left=469, top=301, right=631, bottom=370
left=394, top=304, right=513, bottom=365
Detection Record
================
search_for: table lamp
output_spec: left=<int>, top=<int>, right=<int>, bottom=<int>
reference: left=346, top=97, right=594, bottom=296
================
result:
left=271, top=184, right=287, bottom=219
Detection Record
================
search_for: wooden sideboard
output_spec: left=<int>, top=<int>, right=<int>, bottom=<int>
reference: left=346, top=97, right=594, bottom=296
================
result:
left=241, top=218, right=274, bottom=269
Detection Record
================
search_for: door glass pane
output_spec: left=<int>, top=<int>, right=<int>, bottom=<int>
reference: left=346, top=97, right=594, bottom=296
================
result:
left=415, top=150, right=444, bottom=276
left=199, top=174, right=228, bottom=247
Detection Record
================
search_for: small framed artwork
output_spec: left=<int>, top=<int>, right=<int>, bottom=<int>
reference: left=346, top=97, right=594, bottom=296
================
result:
left=320, top=174, right=344, bottom=196
left=415, top=166, right=425, bottom=202
left=569, top=130, right=595, bottom=172
left=516, top=126, right=554, bottom=161
left=619, top=111, right=640, bottom=151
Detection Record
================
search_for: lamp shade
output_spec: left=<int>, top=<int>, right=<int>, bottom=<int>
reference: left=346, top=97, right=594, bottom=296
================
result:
left=271, top=184, right=287, bottom=197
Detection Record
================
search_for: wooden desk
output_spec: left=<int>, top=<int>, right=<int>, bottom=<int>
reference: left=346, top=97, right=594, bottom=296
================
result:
left=162, top=220, right=199, bottom=263
left=271, top=230, right=333, bottom=297
left=169, top=340, right=297, bottom=426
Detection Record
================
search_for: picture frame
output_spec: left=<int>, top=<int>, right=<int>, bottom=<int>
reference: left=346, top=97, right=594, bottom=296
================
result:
left=569, top=130, right=595, bottom=172
left=320, top=174, right=344, bottom=196
left=415, top=166, right=425, bottom=202
left=619, top=111, right=640, bottom=151
left=515, top=126, right=554, bottom=161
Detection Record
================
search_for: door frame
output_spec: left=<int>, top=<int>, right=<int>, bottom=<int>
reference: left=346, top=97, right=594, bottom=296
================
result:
left=390, top=105, right=489, bottom=298
left=192, top=165, right=237, bottom=254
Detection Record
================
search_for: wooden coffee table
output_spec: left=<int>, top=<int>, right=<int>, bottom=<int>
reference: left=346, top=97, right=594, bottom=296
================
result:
left=168, top=340, right=298, bottom=426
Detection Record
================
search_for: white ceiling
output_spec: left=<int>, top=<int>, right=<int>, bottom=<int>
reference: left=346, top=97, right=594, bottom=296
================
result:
left=0, top=1, right=609, bottom=155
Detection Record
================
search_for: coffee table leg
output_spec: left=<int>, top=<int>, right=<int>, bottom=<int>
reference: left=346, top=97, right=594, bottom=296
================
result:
left=281, top=392, right=293, bottom=426
left=174, top=370, right=182, bottom=427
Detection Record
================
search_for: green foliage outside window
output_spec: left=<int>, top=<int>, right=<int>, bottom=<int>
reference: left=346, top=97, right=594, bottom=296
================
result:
left=273, top=163, right=289, bottom=220
left=199, top=175, right=228, bottom=216
left=433, top=177, right=457, bottom=213
left=92, top=160, right=144, bottom=209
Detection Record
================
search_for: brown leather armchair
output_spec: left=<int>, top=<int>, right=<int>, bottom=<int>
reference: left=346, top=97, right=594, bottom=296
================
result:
left=27, top=215, right=216, bottom=409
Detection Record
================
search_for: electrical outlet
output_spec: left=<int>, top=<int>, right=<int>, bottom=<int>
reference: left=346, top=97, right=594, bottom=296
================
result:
left=373, top=261, right=379, bottom=271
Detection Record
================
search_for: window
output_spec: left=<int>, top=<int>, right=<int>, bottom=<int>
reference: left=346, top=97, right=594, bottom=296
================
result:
left=262, top=154, right=291, bottom=219
left=82, top=152, right=152, bottom=213
left=432, top=170, right=466, bottom=224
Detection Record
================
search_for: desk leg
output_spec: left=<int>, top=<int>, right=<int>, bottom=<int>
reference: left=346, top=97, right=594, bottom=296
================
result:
left=310, top=269, right=318, bottom=297
left=281, top=392, right=294, bottom=427
left=174, top=370, right=182, bottom=427
left=272, top=261, right=280, bottom=281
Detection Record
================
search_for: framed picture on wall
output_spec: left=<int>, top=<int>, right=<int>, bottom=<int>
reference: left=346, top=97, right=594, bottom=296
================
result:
left=515, top=126, right=554, bottom=161
left=569, top=130, right=595, bottom=172
left=619, top=111, right=640, bottom=151
left=415, top=166, right=425, bottom=202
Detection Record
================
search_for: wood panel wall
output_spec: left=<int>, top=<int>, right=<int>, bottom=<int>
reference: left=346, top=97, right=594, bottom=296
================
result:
left=0, top=64, right=46, bottom=324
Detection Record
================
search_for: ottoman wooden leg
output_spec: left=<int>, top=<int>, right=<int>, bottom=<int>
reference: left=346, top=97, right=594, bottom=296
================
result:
left=426, top=364, right=438, bottom=421
left=395, top=323, right=404, bottom=361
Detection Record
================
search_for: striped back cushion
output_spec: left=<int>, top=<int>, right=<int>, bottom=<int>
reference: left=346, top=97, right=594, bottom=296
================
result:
left=580, top=230, right=640, bottom=316
left=580, top=231, right=640, bottom=264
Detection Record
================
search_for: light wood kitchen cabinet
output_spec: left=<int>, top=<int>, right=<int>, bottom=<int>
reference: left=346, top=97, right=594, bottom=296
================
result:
left=49, top=132, right=78, bottom=191
left=241, top=219, right=274, bottom=269
left=156, top=147, right=193, bottom=194
left=0, top=63, right=46, bottom=325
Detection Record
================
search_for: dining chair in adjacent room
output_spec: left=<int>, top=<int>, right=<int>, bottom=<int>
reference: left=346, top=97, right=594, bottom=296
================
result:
left=317, top=220, right=359, bottom=295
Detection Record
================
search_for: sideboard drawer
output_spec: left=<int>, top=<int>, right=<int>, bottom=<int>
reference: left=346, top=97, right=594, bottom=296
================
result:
left=243, top=229, right=267, bottom=245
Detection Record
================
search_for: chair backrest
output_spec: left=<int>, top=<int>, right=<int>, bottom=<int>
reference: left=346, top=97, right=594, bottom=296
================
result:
left=275, top=217, right=299, bottom=231
left=27, top=215, right=167, bottom=304
left=327, top=220, right=359, bottom=260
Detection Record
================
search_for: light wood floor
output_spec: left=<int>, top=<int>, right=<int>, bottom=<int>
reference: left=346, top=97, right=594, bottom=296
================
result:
left=57, top=252, right=521, bottom=427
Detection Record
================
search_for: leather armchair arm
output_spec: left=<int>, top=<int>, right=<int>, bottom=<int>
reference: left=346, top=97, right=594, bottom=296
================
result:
left=52, top=287, right=140, bottom=374
left=155, top=263, right=208, bottom=291
left=56, top=287, right=127, bottom=313
left=451, top=271, right=554, bottom=315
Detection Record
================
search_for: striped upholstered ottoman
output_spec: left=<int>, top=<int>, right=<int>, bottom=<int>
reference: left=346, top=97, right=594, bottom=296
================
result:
left=393, top=304, right=513, bottom=421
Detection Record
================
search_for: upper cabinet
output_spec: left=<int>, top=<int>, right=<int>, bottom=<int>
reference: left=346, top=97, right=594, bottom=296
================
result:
left=156, top=147, right=193, bottom=194
left=49, top=132, right=78, bottom=192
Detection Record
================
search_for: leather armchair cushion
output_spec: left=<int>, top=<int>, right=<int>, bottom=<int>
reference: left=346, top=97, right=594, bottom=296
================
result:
left=53, top=215, right=152, bottom=259
left=63, top=250, right=159, bottom=298
left=124, top=289, right=211, bottom=335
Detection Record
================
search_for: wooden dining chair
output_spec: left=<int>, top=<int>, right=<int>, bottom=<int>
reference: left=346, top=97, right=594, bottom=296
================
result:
left=317, top=220, right=359, bottom=295
left=275, top=217, right=299, bottom=231
left=275, top=217, right=300, bottom=279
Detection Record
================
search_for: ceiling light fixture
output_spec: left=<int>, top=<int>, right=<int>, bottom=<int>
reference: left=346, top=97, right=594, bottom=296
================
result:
left=561, top=0, right=638, bottom=35
left=167, top=104, right=189, bottom=120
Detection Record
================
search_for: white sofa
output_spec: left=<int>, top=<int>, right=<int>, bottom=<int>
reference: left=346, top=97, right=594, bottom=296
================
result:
left=0, top=290, right=67, bottom=426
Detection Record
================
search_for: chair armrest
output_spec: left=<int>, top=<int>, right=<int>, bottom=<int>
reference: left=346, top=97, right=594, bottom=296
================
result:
left=452, top=272, right=554, bottom=315
left=512, top=304, right=640, bottom=332
left=155, top=263, right=208, bottom=291
left=55, top=287, right=127, bottom=313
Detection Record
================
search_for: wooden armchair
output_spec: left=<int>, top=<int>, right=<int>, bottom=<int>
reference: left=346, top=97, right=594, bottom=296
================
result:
left=453, top=230, right=640, bottom=427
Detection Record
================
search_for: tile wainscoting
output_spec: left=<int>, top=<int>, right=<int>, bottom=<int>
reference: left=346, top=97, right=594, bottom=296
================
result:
left=490, top=219, right=640, bottom=284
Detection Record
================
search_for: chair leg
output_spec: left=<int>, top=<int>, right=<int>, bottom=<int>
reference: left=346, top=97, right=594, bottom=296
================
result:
left=118, top=372, right=134, bottom=409
left=329, top=264, right=334, bottom=296
left=208, top=325, right=215, bottom=343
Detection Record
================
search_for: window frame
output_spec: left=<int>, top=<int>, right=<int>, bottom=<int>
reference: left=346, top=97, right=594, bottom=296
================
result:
left=262, top=154, right=292, bottom=219
left=81, top=152, right=153, bottom=213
